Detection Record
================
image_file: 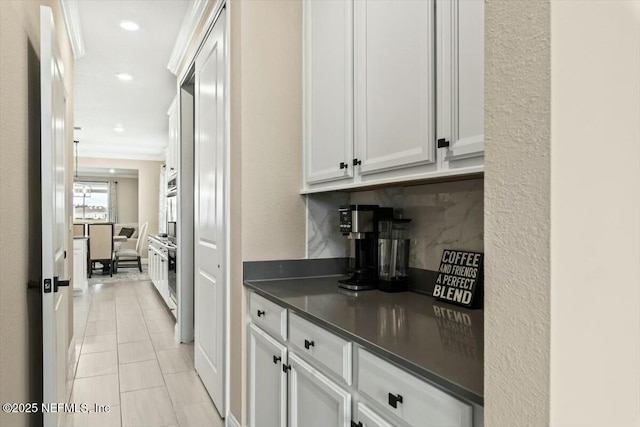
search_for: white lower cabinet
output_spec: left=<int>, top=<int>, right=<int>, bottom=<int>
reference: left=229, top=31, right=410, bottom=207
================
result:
left=288, top=352, right=351, bottom=427
left=356, top=402, right=397, bottom=427
left=247, top=291, right=478, bottom=427
left=248, top=324, right=287, bottom=427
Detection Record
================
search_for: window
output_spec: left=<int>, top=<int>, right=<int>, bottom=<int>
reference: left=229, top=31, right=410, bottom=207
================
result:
left=73, top=181, right=110, bottom=221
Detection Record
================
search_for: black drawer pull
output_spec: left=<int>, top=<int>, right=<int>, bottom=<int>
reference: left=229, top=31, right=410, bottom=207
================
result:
left=282, top=364, right=291, bottom=373
left=351, top=422, right=363, bottom=427
left=273, top=355, right=281, bottom=364
left=257, top=310, right=265, bottom=317
left=388, top=393, right=403, bottom=408
left=304, top=339, right=315, bottom=350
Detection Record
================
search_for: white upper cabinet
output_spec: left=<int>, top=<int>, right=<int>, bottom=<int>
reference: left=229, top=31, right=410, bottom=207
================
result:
left=354, top=0, right=435, bottom=175
left=437, top=0, right=484, bottom=164
left=304, top=0, right=354, bottom=184
left=302, top=0, right=484, bottom=193
left=167, top=96, right=179, bottom=177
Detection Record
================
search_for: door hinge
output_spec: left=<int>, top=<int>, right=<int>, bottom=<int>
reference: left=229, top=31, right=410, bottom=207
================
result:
left=43, top=278, right=52, bottom=293
left=282, top=364, right=291, bottom=373
left=437, top=138, right=450, bottom=148
left=339, top=162, right=348, bottom=170
left=54, top=276, right=70, bottom=292
left=353, top=158, right=361, bottom=166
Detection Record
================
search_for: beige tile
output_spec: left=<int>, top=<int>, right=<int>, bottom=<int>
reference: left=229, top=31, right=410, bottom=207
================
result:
left=70, top=374, right=120, bottom=406
left=115, top=301, right=142, bottom=315
left=144, top=315, right=175, bottom=334
left=88, top=309, right=116, bottom=322
left=138, top=299, right=165, bottom=311
left=150, top=332, right=179, bottom=352
left=76, top=351, right=118, bottom=378
left=156, top=349, right=193, bottom=375
left=121, top=387, right=177, bottom=427
left=91, top=301, right=116, bottom=312
left=142, top=308, right=172, bottom=322
left=85, top=319, right=117, bottom=336
left=115, top=285, right=137, bottom=296
left=93, top=294, right=115, bottom=303
left=119, top=360, right=164, bottom=392
left=118, top=341, right=156, bottom=365
left=82, top=334, right=117, bottom=354
left=116, top=312, right=146, bottom=330
left=117, top=325, right=150, bottom=344
left=175, top=401, right=222, bottom=427
left=164, top=371, right=211, bottom=408
left=65, top=404, right=121, bottom=427
left=115, top=295, right=139, bottom=306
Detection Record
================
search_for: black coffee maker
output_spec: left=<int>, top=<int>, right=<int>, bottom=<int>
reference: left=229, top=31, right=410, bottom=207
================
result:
left=338, top=205, right=393, bottom=291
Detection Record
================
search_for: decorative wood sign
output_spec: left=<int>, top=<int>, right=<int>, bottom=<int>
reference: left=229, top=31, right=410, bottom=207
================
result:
left=433, top=250, right=483, bottom=308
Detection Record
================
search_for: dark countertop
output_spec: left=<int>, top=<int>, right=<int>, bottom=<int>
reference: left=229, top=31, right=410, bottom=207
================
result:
left=245, top=276, right=484, bottom=406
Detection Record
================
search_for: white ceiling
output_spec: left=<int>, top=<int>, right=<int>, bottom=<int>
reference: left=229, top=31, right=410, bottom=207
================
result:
left=76, top=166, right=138, bottom=179
left=73, top=0, right=190, bottom=161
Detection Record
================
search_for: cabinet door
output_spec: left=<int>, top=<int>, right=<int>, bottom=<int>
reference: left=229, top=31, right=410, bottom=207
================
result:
left=437, top=0, right=484, bottom=162
left=72, top=239, right=86, bottom=295
left=248, top=324, right=287, bottom=427
left=354, top=0, right=436, bottom=175
left=288, top=352, right=351, bottom=427
left=356, top=402, right=396, bottom=427
left=303, top=0, right=354, bottom=185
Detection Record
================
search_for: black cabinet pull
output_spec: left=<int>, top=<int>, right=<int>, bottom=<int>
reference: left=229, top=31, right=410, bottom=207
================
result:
left=388, top=393, right=403, bottom=408
left=273, top=355, right=281, bottom=364
left=351, top=422, right=363, bottom=427
left=339, top=162, right=348, bottom=170
left=437, top=138, right=450, bottom=148
left=257, top=310, right=265, bottom=317
left=353, top=158, right=361, bottom=166
left=282, top=364, right=291, bottom=373
left=304, top=339, right=315, bottom=350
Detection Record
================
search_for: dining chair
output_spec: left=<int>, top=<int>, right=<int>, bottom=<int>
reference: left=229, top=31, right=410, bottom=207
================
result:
left=73, top=223, right=86, bottom=237
left=114, top=221, right=148, bottom=273
left=87, top=223, right=115, bottom=277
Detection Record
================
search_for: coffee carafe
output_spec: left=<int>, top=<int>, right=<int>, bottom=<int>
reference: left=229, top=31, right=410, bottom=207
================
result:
left=377, top=218, right=411, bottom=292
left=338, top=205, right=393, bottom=291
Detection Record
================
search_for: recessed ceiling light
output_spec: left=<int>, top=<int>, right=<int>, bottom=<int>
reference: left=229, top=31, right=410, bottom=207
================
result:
left=115, top=73, right=133, bottom=81
left=114, top=126, right=124, bottom=132
left=120, top=21, right=139, bottom=31
left=109, top=169, right=116, bottom=174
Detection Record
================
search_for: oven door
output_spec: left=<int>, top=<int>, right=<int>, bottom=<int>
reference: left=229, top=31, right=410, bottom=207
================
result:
left=167, top=247, right=177, bottom=303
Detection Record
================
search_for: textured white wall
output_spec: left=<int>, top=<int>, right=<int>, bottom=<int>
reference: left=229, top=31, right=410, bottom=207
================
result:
left=485, top=1, right=551, bottom=425
left=550, top=1, right=640, bottom=425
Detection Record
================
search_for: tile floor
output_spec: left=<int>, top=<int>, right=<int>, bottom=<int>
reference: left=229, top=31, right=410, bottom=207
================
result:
left=64, top=276, right=223, bottom=427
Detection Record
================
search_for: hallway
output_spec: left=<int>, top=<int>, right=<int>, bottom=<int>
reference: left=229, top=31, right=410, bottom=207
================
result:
left=65, top=276, right=222, bottom=427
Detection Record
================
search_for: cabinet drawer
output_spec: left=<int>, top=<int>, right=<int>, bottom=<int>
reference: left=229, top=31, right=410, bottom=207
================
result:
left=289, top=312, right=352, bottom=385
left=249, top=292, right=288, bottom=341
left=357, top=349, right=472, bottom=427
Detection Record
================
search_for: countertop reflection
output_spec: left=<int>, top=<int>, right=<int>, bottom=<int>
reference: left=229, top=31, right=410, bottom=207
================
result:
left=244, top=275, right=483, bottom=405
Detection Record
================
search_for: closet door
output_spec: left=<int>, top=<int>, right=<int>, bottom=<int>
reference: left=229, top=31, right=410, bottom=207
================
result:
left=354, top=0, right=436, bottom=175
left=194, top=9, right=227, bottom=417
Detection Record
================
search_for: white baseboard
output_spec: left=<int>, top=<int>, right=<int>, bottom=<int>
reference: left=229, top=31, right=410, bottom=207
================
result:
left=226, top=412, right=241, bottom=427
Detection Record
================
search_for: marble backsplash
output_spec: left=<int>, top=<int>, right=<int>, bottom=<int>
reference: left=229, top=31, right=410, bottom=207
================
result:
left=307, top=179, right=484, bottom=271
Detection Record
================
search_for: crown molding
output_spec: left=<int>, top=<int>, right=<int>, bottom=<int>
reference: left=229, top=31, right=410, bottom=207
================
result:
left=60, top=0, right=85, bottom=59
left=167, top=0, right=211, bottom=75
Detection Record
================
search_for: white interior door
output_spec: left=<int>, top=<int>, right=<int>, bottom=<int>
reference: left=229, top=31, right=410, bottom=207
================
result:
left=40, top=6, right=70, bottom=427
left=194, top=10, right=227, bottom=417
